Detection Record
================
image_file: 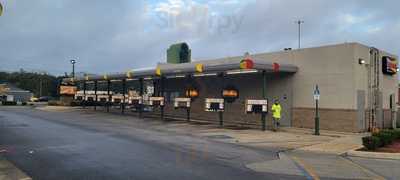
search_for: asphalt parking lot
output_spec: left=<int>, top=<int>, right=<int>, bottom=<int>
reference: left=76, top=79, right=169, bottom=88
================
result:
left=0, top=106, right=298, bottom=180
left=1, top=106, right=399, bottom=180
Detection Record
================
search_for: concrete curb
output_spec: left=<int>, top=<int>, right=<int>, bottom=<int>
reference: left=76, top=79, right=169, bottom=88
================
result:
left=345, top=149, right=400, bottom=160
left=0, top=157, right=32, bottom=180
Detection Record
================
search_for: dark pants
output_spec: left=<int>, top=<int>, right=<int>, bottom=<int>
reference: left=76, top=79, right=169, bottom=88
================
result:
left=273, top=118, right=280, bottom=131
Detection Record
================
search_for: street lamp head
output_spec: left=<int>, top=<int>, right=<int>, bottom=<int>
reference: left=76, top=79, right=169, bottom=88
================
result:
left=70, top=59, right=76, bottom=64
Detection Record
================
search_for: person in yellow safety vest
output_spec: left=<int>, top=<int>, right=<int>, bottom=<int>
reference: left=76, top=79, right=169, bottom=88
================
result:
left=271, top=100, right=282, bottom=131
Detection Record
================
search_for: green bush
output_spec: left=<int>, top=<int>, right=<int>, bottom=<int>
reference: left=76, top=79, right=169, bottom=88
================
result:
left=374, top=130, right=396, bottom=146
left=393, top=129, right=400, bottom=139
left=363, top=129, right=400, bottom=150
left=362, top=136, right=382, bottom=150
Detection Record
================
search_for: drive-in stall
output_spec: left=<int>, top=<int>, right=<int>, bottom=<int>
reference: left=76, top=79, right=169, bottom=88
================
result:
left=65, top=57, right=297, bottom=130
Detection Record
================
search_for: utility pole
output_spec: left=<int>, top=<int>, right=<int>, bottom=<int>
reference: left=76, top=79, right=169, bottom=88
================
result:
left=295, top=20, right=304, bottom=49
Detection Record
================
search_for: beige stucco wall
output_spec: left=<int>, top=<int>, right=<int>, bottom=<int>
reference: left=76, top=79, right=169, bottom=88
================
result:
left=149, top=42, right=398, bottom=131
left=352, top=43, right=398, bottom=110
left=204, top=43, right=397, bottom=111
left=204, top=43, right=357, bottom=109
left=253, top=43, right=357, bottom=109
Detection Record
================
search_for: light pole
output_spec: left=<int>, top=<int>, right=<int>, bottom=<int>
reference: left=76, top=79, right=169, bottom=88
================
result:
left=70, top=59, right=76, bottom=78
left=313, top=85, right=320, bottom=135
left=295, top=20, right=304, bottom=49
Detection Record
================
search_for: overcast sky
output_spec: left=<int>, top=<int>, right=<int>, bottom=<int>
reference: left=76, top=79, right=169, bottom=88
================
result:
left=0, top=0, right=399, bottom=75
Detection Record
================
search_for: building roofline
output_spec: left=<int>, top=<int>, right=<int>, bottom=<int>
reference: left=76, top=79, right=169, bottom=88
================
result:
left=62, top=41, right=396, bottom=83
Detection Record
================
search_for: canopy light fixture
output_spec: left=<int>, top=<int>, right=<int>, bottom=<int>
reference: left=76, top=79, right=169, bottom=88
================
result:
left=166, top=75, right=186, bottom=79
left=193, top=73, right=218, bottom=77
left=110, top=79, right=122, bottom=82
left=226, top=69, right=258, bottom=75
left=126, top=78, right=138, bottom=81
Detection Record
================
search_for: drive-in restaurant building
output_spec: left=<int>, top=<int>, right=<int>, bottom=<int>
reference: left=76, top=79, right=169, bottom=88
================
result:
left=64, top=42, right=399, bottom=132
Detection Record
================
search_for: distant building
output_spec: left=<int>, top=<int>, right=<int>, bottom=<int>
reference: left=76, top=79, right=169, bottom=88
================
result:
left=0, top=83, right=33, bottom=103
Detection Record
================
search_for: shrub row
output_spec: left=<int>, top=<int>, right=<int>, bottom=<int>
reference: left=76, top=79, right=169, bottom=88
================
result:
left=362, top=129, right=400, bottom=150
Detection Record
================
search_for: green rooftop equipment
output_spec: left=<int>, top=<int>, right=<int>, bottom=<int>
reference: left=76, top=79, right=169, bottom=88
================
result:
left=167, top=42, right=191, bottom=64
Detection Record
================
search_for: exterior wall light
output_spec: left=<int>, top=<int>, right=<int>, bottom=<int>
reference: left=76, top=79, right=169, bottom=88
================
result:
left=222, top=86, right=239, bottom=103
left=222, top=89, right=238, bottom=98
left=185, top=89, right=199, bottom=98
left=358, top=58, right=366, bottom=65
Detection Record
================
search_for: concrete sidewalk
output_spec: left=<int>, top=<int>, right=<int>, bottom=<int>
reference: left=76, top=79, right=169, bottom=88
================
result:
left=0, top=156, right=31, bottom=180
left=291, top=128, right=367, bottom=155
left=149, top=119, right=365, bottom=154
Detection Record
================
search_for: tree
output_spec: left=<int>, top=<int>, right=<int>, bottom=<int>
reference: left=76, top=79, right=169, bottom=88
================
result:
left=0, top=71, right=60, bottom=97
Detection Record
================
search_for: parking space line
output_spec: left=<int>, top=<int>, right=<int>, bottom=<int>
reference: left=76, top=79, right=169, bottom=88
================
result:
left=290, top=155, right=320, bottom=180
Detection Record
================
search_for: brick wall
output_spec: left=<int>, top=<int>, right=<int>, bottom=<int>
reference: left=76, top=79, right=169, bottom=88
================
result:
left=292, top=108, right=359, bottom=132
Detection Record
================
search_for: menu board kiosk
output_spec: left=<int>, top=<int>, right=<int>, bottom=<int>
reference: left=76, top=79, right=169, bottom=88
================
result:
left=205, top=98, right=225, bottom=127
left=174, top=97, right=191, bottom=121
left=245, top=99, right=268, bottom=131
left=129, top=96, right=143, bottom=111
left=149, top=96, right=165, bottom=120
